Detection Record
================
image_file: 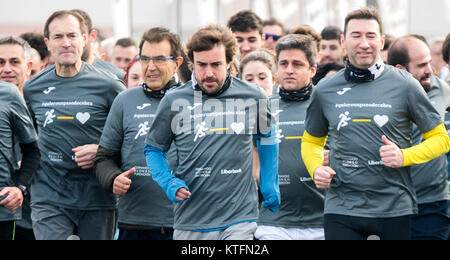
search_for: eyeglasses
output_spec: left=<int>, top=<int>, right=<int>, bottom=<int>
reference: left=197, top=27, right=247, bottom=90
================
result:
left=264, top=33, right=281, bottom=41
left=139, top=55, right=175, bottom=65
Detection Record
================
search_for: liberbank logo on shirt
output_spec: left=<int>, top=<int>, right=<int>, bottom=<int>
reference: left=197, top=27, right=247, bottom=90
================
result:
left=170, top=91, right=277, bottom=142
left=194, top=167, right=243, bottom=178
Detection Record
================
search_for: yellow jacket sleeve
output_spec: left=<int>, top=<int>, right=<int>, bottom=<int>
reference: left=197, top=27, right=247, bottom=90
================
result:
left=301, top=131, right=328, bottom=180
left=402, top=123, right=450, bottom=166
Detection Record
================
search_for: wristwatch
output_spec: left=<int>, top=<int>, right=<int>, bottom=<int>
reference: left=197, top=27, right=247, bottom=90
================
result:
left=17, top=185, right=28, bottom=196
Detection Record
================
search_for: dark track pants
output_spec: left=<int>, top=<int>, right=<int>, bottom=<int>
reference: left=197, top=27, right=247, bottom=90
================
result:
left=324, top=214, right=411, bottom=240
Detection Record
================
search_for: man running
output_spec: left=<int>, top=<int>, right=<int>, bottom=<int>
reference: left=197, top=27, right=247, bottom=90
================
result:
left=144, top=25, right=280, bottom=240
left=23, top=10, right=125, bottom=240
left=95, top=27, right=184, bottom=240
left=0, top=81, right=40, bottom=240
left=255, top=34, right=326, bottom=240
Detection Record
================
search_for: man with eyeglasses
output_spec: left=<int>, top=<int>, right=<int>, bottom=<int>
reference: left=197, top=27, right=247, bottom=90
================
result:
left=262, top=18, right=285, bottom=52
left=95, top=27, right=183, bottom=240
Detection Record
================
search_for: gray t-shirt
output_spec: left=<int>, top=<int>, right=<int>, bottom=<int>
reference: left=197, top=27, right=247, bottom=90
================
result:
left=23, top=63, right=125, bottom=210
left=258, top=95, right=324, bottom=229
left=0, top=82, right=38, bottom=221
left=411, top=76, right=450, bottom=204
left=145, top=77, right=274, bottom=231
left=99, top=86, right=176, bottom=227
left=305, top=65, right=442, bottom=218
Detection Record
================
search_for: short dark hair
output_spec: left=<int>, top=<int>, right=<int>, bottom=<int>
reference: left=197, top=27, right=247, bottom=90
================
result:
left=321, top=26, right=343, bottom=41
left=344, top=7, right=383, bottom=36
left=312, top=62, right=345, bottom=85
left=44, top=10, right=87, bottom=39
left=443, top=33, right=450, bottom=64
left=139, top=27, right=183, bottom=58
left=227, top=10, right=263, bottom=34
left=275, top=34, right=317, bottom=67
left=19, top=32, right=50, bottom=60
left=187, top=24, right=237, bottom=64
left=115, top=37, right=137, bottom=48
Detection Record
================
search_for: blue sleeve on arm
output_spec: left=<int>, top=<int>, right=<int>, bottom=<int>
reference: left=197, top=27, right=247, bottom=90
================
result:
left=254, top=124, right=281, bottom=213
left=144, top=144, right=189, bottom=203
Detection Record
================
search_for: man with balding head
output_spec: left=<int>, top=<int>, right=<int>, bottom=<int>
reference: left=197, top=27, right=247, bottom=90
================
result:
left=388, top=35, right=450, bottom=240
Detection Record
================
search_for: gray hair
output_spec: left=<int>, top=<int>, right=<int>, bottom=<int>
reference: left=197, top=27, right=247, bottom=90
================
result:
left=0, top=36, right=33, bottom=61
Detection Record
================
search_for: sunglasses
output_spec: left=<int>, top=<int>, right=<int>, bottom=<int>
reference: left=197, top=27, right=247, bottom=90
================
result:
left=264, top=33, right=281, bottom=41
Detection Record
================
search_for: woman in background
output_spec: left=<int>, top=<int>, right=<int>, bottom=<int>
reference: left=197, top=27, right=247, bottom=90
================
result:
left=124, top=57, right=144, bottom=88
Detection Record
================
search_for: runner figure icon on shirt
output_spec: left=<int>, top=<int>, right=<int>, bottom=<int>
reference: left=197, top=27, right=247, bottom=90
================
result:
left=194, top=122, right=209, bottom=142
left=337, top=111, right=351, bottom=131
left=135, top=121, right=150, bottom=140
left=44, top=109, right=56, bottom=127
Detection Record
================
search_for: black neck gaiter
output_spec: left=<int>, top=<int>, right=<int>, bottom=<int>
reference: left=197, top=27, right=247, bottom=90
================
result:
left=344, top=57, right=385, bottom=83
left=142, top=77, right=180, bottom=99
left=279, top=82, right=313, bottom=102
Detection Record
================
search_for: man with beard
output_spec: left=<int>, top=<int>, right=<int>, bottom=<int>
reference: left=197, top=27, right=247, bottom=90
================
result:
left=388, top=35, right=450, bottom=240
left=144, top=25, right=280, bottom=240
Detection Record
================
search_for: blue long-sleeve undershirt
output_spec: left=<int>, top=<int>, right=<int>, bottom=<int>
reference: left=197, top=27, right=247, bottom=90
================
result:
left=254, top=124, right=281, bottom=213
left=143, top=123, right=280, bottom=211
left=143, top=145, right=188, bottom=203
